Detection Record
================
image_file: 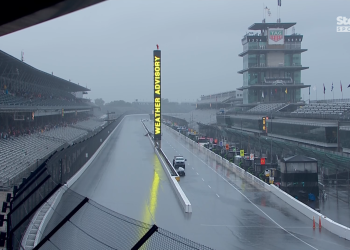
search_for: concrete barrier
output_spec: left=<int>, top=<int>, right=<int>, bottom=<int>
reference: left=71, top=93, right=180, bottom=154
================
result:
left=269, top=185, right=350, bottom=240
left=25, top=116, right=127, bottom=248
left=164, top=124, right=350, bottom=241
left=142, top=121, right=192, bottom=213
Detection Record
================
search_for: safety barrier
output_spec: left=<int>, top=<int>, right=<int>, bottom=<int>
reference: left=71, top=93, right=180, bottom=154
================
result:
left=269, top=184, right=350, bottom=240
left=165, top=124, right=350, bottom=241
left=142, top=121, right=192, bottom=213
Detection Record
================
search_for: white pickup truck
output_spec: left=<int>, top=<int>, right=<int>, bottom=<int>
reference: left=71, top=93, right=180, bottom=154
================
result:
left=173, top=156, right=186, bottom=169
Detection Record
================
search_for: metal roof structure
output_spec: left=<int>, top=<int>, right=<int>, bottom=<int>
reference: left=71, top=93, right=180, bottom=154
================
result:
left=239, top=49, right=308, bottom=57
left=248, top=23, right=296, bottom=30
left=0, top=0, right=106, bottom=37
left=0, top=50, right=88, bottom=92
left=238, top=66, right=309, bottom=74
left=237, top=84, right=310, bottom=91
left=282, top=155, right=317, bottom=163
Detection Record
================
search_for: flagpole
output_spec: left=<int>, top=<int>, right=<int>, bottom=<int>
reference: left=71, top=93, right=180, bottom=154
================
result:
left=341, top=81, right=343, bottom=100
left=263, top=3, right=265, bottom=20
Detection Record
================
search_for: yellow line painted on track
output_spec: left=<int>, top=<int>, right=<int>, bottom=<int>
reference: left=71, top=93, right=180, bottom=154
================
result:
left=139, top=155, right=161, bottom=247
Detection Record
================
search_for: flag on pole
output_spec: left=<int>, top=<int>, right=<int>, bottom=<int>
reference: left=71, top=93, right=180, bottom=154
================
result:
left=278, top=0, right=281, bottom=6
left=309, top=87, right=310, bottom=95
left=331, top=82, right=334, bottom=91
left=323, top=83, right=326, bottom=94
left=285, top=88, right=287, bottom=94
left=262, top=91, right=264, bottom=98
left=348, top=84, right=350, bottom=88
left=340, top=81, right=342, bottom=92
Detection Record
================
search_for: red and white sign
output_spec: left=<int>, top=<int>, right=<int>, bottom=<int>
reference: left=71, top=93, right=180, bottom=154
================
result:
left=268, top=28, right=284, bottom=45
left=260, top=158, right=266, bottom=165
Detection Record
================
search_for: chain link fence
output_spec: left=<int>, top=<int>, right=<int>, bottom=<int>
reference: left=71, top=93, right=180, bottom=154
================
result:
left=34, top=189, right=212, bottom=250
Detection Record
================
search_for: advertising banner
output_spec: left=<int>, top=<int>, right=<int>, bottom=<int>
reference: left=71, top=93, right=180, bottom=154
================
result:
left=154, top=50, right=161, bottom=141
left=268, top=28, right=284, bottom=45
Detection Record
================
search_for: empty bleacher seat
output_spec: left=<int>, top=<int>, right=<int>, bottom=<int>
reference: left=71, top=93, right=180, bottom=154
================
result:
left=247, top=103, right=285, bottom=113
left=292, top=103, right=350, bottom=115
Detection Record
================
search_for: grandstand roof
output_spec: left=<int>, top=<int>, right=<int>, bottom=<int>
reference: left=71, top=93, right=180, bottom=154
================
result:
left=0, top=50, right=89, bottom=92
left=238, top=66, right=309, bottom=74
left=237, top=84, right=310, bottom=91
left=0, top=0, right=106, bottom=37
left=239, top=49, right=307, bottom=57
left=248, top=23, right=296, bottom=30
left=270, top=118, right=337, bottom=127
left=197, top=96, right=233, bottom=104
left=282, top=155, right=317, bottom=163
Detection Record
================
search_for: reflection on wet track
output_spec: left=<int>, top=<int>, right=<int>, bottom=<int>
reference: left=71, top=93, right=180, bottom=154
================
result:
left=46, top=115, right=350, bottom=250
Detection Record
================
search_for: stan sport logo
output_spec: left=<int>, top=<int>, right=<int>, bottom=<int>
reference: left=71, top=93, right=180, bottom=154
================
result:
left=337, top=16, right=350, bottom=32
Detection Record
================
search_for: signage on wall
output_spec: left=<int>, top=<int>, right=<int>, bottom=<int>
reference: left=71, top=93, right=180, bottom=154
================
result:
left=268, top=28, right=284, bottom=45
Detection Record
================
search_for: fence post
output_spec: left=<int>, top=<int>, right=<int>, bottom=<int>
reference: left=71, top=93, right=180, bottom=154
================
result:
left=33, top=197, right=89, bottom=250
left=131, top=224, right=158, bottom=250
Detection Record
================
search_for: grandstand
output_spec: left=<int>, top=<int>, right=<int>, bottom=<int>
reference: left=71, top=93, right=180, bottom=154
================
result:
left=196, top=90, right=243, bottom=109
left=73, top=118, right=107, bottom=131
left=0, top=49, right=106, bottom=187
left=292, top=103, right=350, bottom=115
left=247, top=103, right=285, bottom=113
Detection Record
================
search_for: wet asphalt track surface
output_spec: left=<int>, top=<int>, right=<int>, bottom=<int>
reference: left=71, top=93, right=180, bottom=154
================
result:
left=44, top=115, right=350, bottom=250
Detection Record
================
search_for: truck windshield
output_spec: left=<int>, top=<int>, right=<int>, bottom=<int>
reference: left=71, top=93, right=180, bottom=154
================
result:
left=198, top=138, right=209, bottom=143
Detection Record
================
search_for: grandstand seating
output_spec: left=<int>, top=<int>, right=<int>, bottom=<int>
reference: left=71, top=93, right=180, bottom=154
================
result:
left=74, top=119, right=106, bottom=131
left=0, top=118, right=104, bottom=186
left=292, top=103, right=350, bottom=115
left=0, top=135, right=62, bottom=185
left=247, top=103, right=285, bottom=113
left=0, top=91, right=89, bottom=107
left=40, top=127, right=88, bottom=143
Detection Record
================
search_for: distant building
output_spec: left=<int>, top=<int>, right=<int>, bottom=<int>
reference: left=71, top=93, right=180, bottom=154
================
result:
left=196, top=90, right=242, bottom=109
left=237, top=21, right=310, bottom=104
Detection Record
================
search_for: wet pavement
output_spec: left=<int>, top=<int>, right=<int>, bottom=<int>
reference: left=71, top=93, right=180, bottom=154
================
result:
left=318, top=184, right=350, bottom=228
left=146, top=121, right=350, bottom=250
left=168, top=112, right=350, bottom=230
left=45, top=115, right=350, bottom=250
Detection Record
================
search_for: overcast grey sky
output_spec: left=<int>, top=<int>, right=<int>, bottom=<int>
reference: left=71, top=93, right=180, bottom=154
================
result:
left=0, top=0, right=349, bottom=103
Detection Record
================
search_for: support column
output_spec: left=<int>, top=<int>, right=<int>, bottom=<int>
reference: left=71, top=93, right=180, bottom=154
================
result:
left=153, top=48, right=161, bottom=148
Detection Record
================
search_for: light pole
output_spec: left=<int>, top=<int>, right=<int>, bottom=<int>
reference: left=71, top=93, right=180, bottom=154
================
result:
left=240, top=118, right=242, bottom=149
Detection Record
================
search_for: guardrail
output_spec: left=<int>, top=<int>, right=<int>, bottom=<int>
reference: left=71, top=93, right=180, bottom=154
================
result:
left=165, top=123, right=350, bottom=241
left=141, top=120, right=192, bottom=213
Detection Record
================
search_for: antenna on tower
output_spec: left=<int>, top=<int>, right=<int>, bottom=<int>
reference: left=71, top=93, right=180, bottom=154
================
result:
left=277, top=0, right=282, bottom=22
